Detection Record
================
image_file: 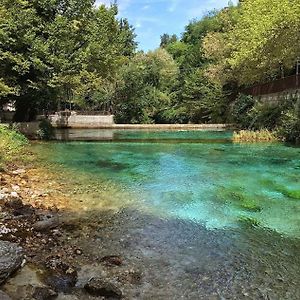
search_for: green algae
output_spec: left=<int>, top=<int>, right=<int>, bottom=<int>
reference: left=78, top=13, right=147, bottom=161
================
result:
left=260, top=179, right=300, bottom=199
left=238, top=216, right=261, bottom=228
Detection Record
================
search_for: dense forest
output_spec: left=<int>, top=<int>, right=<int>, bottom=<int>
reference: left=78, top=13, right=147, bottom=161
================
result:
left=0, top=0, right=299, bottom=142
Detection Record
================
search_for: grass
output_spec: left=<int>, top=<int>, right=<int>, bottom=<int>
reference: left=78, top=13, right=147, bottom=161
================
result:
left=0, top=125, right=28, bottom=169
left=232, top=129, right=279, bottom=142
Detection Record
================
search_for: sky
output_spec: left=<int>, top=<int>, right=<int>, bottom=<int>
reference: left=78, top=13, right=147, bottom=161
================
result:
left=96, top=0, right=236, bottom=51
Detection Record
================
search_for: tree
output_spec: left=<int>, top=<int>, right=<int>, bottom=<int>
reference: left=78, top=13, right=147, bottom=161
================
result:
left=204, top=0, right=300, bottom=85
left=118, top=18, right=137, bottom=57
left=160, top=34, right=177, bottom=48
left=113, top=49, right=179, bottom=123
left=181, top=68, right=226, bottom=123
left=0, top=0, right=136, bottom=120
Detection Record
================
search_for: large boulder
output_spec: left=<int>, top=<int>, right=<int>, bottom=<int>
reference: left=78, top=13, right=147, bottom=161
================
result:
left=0, top=241, right=24, bottom=285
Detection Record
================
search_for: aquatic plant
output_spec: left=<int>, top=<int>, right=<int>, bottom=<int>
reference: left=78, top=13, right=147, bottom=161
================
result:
left=238, top=216, right=261, bottom=228
left=260, top=179, right=300, bottom=200
left=232, top=130, right=278, bottom=142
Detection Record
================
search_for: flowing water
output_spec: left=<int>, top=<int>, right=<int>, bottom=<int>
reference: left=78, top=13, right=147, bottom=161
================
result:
left=33, top=129, right=300, bottom=299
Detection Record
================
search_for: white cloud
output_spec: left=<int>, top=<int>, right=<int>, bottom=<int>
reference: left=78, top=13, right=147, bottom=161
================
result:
left=168, top=0, right=180, bottom=12
left=142, top=4, right=150, bottom=10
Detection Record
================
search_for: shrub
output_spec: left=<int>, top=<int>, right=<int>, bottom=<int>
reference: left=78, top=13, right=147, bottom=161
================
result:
left=247, top=102, right=282, bottom=130
left=231, top=94, right=255, bottom=128
left=0, top=125, right=28, bottom=168
left=277, top=101, right=300, bottom=144
left=37, top=119, right=55, bottom=140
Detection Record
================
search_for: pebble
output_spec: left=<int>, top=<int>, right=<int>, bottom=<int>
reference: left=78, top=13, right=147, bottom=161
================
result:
left=10, top=192, right=19, bottom=199
left=11, top=185, right=20, bottom=191
left=11, top=169, right=26, bottom=175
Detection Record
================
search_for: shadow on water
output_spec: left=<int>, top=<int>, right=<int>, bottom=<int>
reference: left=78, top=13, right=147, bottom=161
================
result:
left=55, top=207, right=300, bottom=299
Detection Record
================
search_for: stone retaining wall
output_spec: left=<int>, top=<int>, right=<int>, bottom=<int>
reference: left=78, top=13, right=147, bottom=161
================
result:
left=48, top=114, right=115, bottom=128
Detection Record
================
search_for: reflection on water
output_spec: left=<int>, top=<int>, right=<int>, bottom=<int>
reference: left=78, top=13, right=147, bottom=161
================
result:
left=33, top=129, right=300, bottom=298
left=54, top=128, right=233, bottom=142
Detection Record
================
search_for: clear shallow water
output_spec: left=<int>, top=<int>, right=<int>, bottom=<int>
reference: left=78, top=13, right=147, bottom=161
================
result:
left=36, top=130, right=300, bottom=237
left=32, top=130, right=300, bottom=299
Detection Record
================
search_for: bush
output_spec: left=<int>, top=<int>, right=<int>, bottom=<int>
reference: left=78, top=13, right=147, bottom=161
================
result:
left=0, top=125, right=28, bottom=168
left=153, top=107, right=189, bottom=124
left=232, top=94, right=300, bottom=144
left=277, top=100, right=300, bottom=144
left=231, top=94, right=255, bottom=128
left=37, top=119, right=55, bottom=140
left=247, top=102, right=283, bottom=130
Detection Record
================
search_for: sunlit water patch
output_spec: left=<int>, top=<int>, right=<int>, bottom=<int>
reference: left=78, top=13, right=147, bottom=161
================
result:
left=33, top=130, right=300, bottom=237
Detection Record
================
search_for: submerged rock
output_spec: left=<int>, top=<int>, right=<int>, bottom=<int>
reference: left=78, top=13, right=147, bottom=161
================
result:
left=5, top=198, right=23, bottom=210
left=0, top=290, right=12, bottom=300
left=100, top=255, right=123, bottom=266
left=32, top=286, right=58, bottom=300
left=33, top=217, right=60, bottom=232
left=0, top=241, right=24, bottom=285
left=84, top=277, right=122, bottom=298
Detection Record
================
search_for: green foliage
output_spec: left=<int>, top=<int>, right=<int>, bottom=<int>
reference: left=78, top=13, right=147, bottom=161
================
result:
left=277, top=100, right=300, bottom=144
left=153, top=107, right=189, bottom=124
left=113, top=49, right=179, bottom=124
left=37, top=119, right=55, bottom=140
left=181, top=68, right=226, bottom=123
left=0, top=0, right=137, bottom=120
left=231, top=94, right=255, bottom=127
left=160, top=34, right=178, bottom=48
left=231, top=94, right=300, bottom=143
left=204, top=0, right=300, bottom=84
left=247, top=102, right=283, bottom=130
left=0, top=125, right=28, bottom=168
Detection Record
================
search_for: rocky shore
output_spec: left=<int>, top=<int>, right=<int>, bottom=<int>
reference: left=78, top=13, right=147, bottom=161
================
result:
left=0, top=164, right=134, bottom=299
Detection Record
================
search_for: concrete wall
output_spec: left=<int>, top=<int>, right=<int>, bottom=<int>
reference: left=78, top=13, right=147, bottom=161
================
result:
left=256, top=88, right=300, bottom=105
left=48, top=114, right=115, bottom=128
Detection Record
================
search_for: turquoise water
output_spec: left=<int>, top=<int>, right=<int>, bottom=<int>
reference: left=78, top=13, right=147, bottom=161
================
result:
left=35, top=130, right=300, bottom=238
left=32, top=130, right=300, bottom=298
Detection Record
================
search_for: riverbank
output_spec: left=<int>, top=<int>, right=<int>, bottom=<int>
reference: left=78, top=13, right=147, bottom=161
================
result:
left=0, top=161, right=136, bottom=299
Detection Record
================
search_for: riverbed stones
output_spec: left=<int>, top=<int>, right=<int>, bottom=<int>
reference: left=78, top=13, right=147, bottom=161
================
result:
left=84, top=277, right=122, bottom=298
left=0, top=241, right=24, bottom=285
